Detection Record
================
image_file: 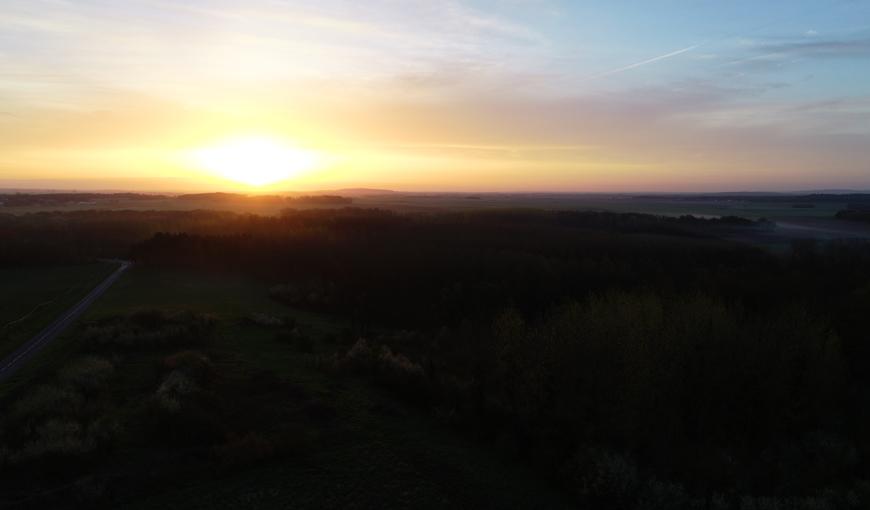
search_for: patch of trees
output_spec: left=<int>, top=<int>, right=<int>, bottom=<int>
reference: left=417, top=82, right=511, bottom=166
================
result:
left=129, top=209, right=774, bottom=328
left=0, top=207, right=766, bottom=268
left=349, top=293, right=855, bottom=508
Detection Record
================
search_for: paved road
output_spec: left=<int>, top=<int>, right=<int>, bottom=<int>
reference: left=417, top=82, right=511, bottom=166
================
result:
left=0, top=260, right=130, bottom=383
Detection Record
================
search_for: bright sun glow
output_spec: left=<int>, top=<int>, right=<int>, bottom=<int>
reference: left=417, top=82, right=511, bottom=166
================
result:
left=189, top=136, right=320, bottom=187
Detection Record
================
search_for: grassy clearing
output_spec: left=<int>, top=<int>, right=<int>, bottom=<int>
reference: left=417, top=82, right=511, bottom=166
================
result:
left=0, top=262, right=117, bottom=359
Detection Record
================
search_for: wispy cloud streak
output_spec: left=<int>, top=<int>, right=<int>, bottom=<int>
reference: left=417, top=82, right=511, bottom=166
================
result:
left=585, top=45, right=699, bottom=80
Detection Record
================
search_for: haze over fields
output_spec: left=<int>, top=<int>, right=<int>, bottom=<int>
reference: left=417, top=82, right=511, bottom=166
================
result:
left=1, top=0, right=869, bottom=192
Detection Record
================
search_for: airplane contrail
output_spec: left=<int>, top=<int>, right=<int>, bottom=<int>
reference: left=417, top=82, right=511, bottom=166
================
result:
left=581, top=0, right=848, bottom=81
left=585, top=44, right=700, bottom=80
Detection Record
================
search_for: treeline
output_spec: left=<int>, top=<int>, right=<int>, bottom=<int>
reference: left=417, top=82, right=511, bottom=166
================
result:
left=636, top=193, right=870, bottom=205
left=0, top=210, right=239, bottom=265
left=287, top=195, right=352, bottom=205
left=173, top=192, right=352, bottom=205
left=129, top=209, right=773, bottom=328
left=0, top=193, right=165, bottom=207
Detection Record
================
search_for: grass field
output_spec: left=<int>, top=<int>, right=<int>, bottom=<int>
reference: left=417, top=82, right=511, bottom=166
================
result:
left=0, top=267, right=567, bottom=509
left=0, top=262, right=117, bottom=360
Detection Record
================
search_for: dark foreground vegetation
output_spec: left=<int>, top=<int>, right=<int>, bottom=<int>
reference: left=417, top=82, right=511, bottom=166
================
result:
left=2, top=207, right=870, bottom=508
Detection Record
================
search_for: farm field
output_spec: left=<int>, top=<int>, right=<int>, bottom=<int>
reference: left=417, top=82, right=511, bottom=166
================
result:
left=0, top=262, right=116, bottom=360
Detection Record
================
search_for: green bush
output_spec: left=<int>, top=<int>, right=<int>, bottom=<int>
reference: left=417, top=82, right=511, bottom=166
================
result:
left=213, top=432, right=276, bottom=468
left=139, top=364, right=225, bottom=447
left=636, top=479, right=693, bottom=510
left=58, top=356, right=114, bottom=391
left=140, top=394, right=224, bottom=447
left=163, top=350, right=214, bottom=381
left=82, top=310, right=218, bottom=350
left=154, top=369, right=200, bottom=412
left=274, top=328, right=314, bottom=353
left=14, top=419, right=95, bottom=462
left=12, top=385, right=83, bottom=423
left=564, top=446, right=640, bottom=508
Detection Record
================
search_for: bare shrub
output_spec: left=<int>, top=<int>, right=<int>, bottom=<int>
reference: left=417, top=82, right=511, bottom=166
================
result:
left=339, top=337, right=375, bottom=372
left=376, top=345, right=425, bottom=383
left=213, top=432, right=276, bottom=468
left=333, top=338, right=428, bottom=402
left=244, top=312, right=285, bottom=327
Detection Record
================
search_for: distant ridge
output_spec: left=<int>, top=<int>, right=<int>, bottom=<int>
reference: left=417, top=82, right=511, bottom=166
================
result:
left=285, top=188, right=394, bottom=196
left=795, top=189, right=870, bottom=194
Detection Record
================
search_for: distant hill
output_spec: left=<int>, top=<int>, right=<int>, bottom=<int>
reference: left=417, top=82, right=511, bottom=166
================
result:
left=0, top=192, right=167, bottom=207
left=286, top=188, right=393, bottom=196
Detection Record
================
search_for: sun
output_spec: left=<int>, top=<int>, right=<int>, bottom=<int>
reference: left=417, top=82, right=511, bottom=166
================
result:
left=189, top=136, right=320, bottom=187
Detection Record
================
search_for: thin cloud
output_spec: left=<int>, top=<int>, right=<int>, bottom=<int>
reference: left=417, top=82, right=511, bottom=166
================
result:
left=585, top=45, right=699, bottom=80
left=753, top=36, right=870, bottom=58
left=721, top=35, right=870, bottom=71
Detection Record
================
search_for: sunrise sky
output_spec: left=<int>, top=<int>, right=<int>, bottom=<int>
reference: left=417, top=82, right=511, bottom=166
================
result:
left=1, top=0, right=869, bottom=192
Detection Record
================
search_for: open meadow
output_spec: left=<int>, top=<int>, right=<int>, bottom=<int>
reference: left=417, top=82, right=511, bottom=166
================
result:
left=0, top=262, right=116, bottom=359
left=1, top=267, right=567, bottom=509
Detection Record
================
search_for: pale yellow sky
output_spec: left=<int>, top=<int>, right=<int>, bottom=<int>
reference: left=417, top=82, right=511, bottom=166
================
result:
left=1, top=1, right=869, bottom=192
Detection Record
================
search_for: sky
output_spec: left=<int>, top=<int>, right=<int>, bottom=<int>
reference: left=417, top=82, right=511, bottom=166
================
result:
left=0, top=0, right=869, bottom=192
